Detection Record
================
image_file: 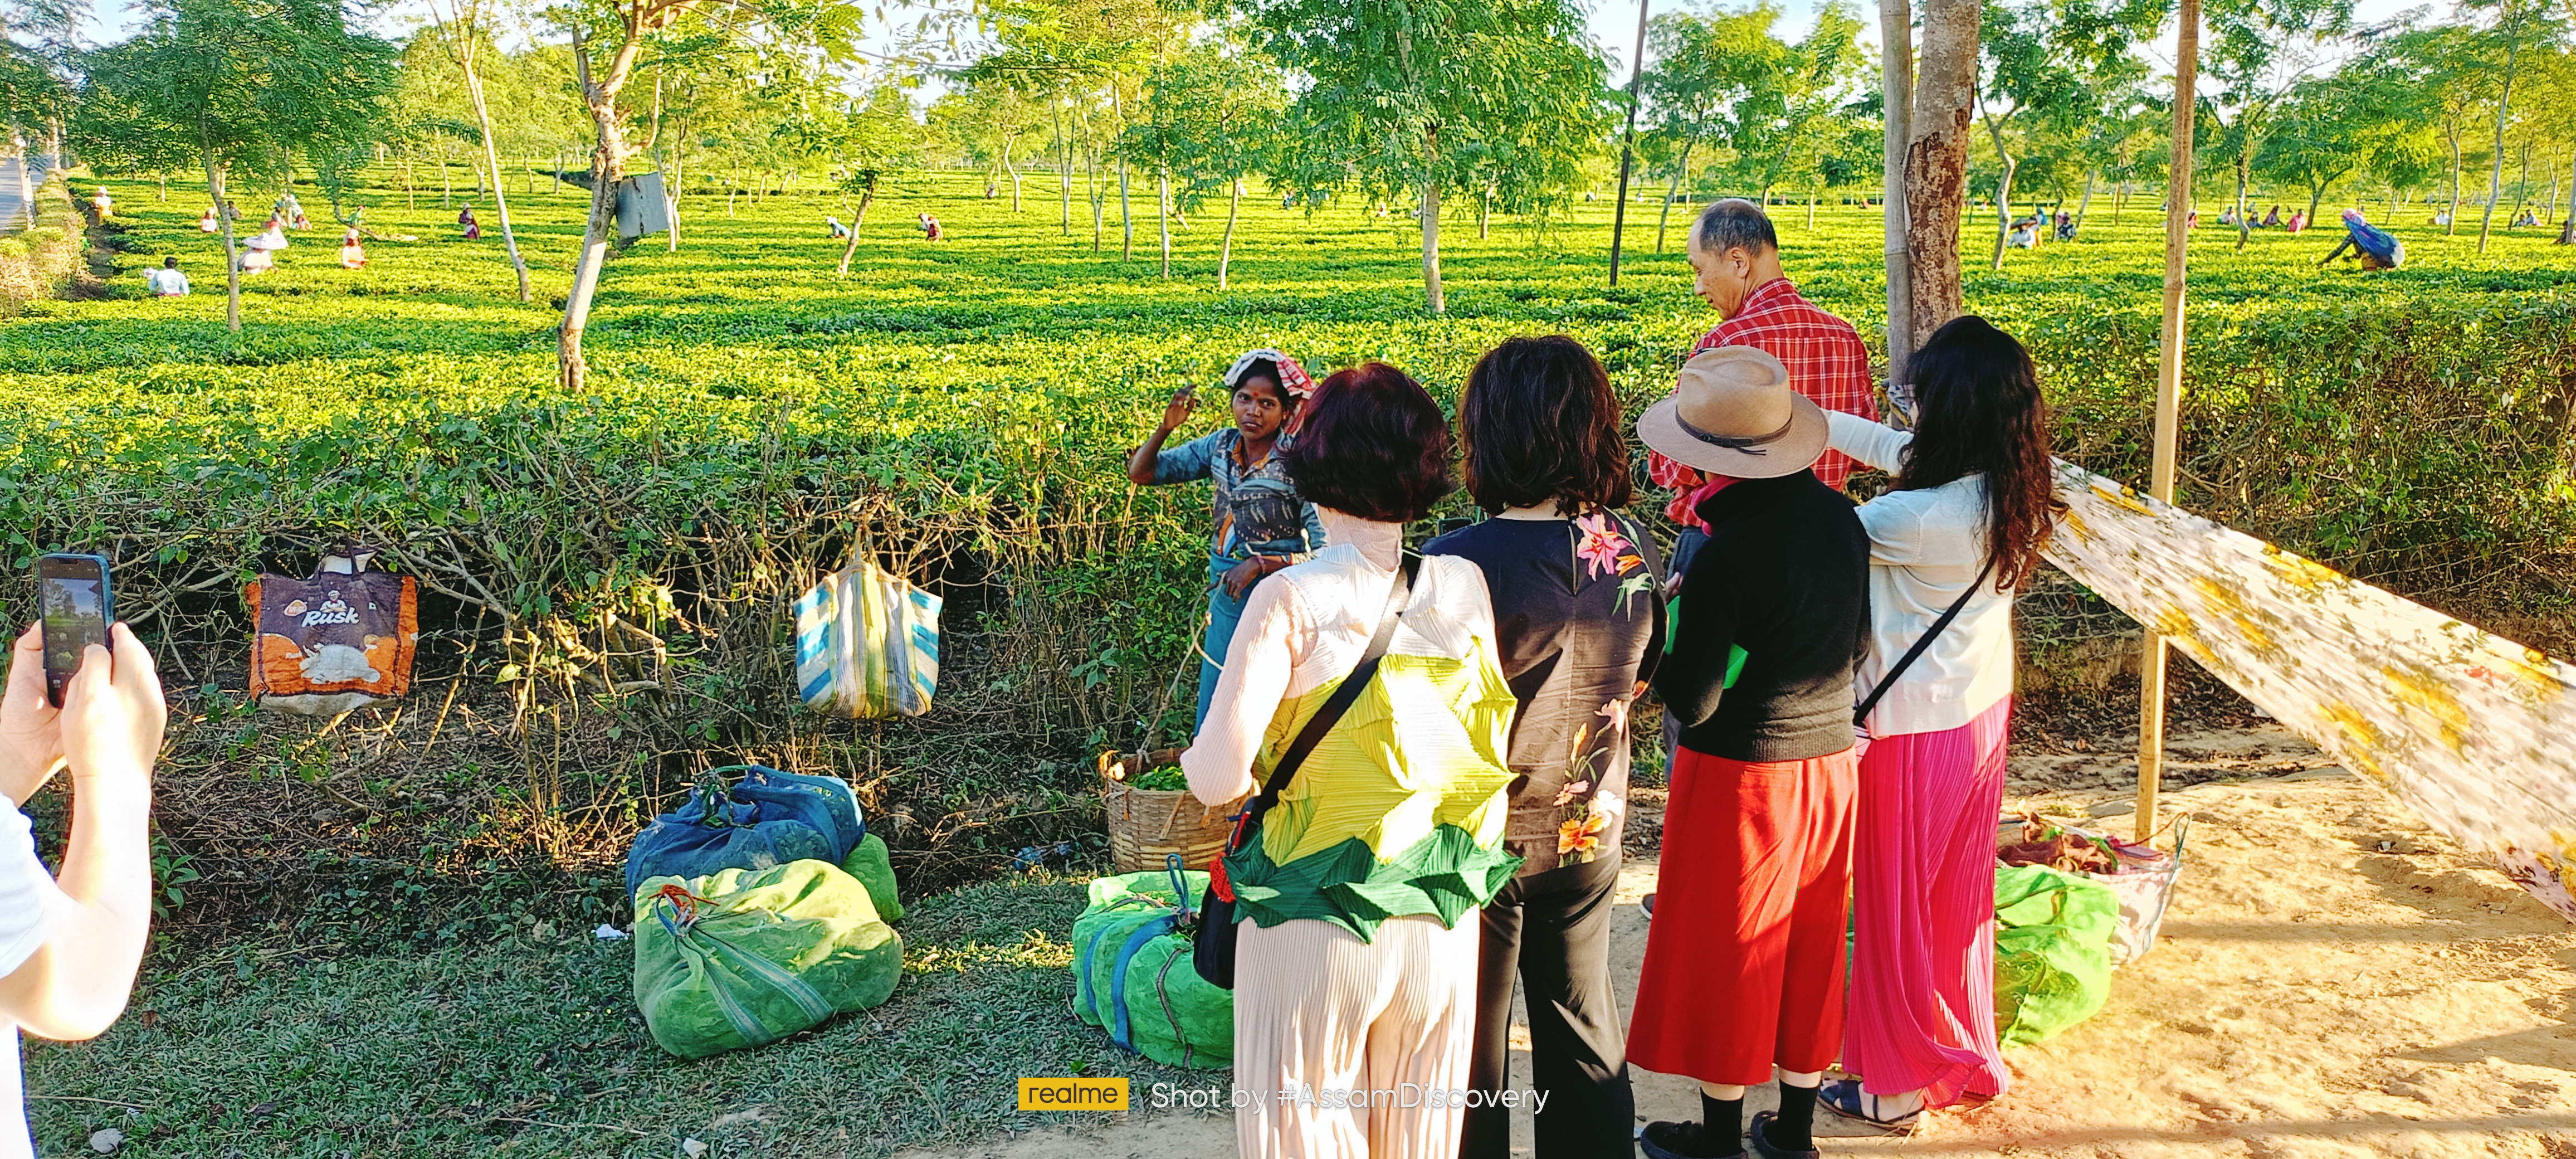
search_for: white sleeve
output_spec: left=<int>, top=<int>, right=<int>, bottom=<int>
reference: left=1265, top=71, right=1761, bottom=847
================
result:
left=1181, top=580, right=1306, bottom=806
left=1826, top=410, right=1913, bottom=474
left=0, top=797, right=77, bottom=980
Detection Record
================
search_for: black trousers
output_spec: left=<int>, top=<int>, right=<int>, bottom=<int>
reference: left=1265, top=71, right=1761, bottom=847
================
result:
left=1460, top=853, right=1636, bottom=1159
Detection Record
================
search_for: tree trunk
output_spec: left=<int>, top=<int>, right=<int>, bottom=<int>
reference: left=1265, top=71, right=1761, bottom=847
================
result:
left=2446, top=129, right=2462, bottom=235
left=1119, top=161, right=1133, bottom=261
left=404, top=155, right=415, bottom=210
left=2233, top=149, right=2251, bottom=251
left=1657, top=142, right=1693, bottom=252
left=209, top=160, right=240, bottom=333
left=1479, top=181, right=1490, bottom=238
left=560, top=27, right=647, bottom=393
left=1984, top=114, right=2018, bottom=269
left=2561, top=148, right=2575, bottom=244
left=2306, top=183, right=2326, bottom=227
left=2476, top=30, right=2518, bottom=252
left=457, top=41, right=532, bottom=303
left=441, top=155, right=452, bottom=208
left=1157, top=169, right=1172, bottom=277
left=836, top=184, right=874, bottom=276
left=1903, top=0, right=1977, bottom=344
left=1057, top=106, right=1072, bottom=236
left=1089, top=145, right=1104, bottom=253
left=1881, top=0, right=1913, bottom=379
left=1008, top=148, right=1023, bottom=211
left=13, top=139, right=32, bottom=230
left=2073, top=169, right=2096, bottom=233
left=1421, top=175, right=1445, bottom=315
left=1218, top=179, right=1240, bottom=290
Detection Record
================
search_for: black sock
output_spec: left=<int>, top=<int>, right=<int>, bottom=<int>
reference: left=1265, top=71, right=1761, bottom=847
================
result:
left=1767, top=1081, right=1818, bottom=1151
left=1698, top=1092, right=1743, bottom=1156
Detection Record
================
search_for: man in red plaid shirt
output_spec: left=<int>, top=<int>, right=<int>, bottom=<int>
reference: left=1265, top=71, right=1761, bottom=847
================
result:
left=1651, top=199, right=1879, bottom=533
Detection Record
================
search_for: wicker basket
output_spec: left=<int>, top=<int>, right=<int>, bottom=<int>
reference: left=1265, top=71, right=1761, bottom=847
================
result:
left=1099, top=748, right=1241, bottom=875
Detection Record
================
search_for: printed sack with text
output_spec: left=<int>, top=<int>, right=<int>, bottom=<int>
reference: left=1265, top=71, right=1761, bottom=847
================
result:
left=247, top=550, right=419, bottom=715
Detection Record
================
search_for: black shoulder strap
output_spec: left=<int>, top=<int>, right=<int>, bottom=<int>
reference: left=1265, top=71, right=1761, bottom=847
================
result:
left=1854, top=557, right=1997, bottom=725
left=1241, top=552, right=1419, bottom=824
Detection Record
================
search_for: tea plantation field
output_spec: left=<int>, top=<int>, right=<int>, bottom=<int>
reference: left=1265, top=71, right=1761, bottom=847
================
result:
left=1, top=172, right=2571, bottom=1155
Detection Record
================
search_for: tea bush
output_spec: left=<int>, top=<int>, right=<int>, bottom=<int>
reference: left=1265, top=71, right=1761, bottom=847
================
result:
left=3, top=169, right=2570, bottom=938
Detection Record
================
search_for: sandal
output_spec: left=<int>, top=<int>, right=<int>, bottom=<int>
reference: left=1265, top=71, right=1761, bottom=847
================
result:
left=1818, top=1078, right=1923, bottom=1133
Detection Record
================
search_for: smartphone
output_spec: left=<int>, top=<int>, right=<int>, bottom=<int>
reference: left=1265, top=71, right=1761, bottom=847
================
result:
left=37, top=553, right=113, bottom=709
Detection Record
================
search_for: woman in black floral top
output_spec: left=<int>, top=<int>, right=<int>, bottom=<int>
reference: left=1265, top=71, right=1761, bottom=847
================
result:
left=1427, top=335, right=1665, bottom=1159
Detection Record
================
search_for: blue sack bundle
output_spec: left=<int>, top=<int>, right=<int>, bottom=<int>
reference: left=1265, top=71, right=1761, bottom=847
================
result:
left=625, top=764, right=866, bottom=899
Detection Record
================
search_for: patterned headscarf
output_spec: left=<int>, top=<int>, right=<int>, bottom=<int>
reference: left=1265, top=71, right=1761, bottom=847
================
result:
left=1223, top=349, right=1315, bottom=402
left=1225, top=349, right=1318, bottom=437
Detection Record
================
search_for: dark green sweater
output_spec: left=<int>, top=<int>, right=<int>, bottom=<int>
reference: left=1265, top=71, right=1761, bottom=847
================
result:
left=1653, top=471, right=1870, bottom=763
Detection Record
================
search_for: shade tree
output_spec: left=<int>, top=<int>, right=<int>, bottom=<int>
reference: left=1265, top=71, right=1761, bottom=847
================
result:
left=1244, top=0, right=1609, bottom=315
left=70, top=0, right=397, bottom=331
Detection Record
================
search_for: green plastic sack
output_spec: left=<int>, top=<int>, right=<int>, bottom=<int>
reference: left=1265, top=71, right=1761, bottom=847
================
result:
left=633, top=860, right=904, bottom=1059
left=839, top=832, right=904, bottom=923
left=1070, top=869, right=1231, bottom=1068
left=1992, top=862, right=2120, bottom=1046
left=1120, top=929, right=1233, bottom=1068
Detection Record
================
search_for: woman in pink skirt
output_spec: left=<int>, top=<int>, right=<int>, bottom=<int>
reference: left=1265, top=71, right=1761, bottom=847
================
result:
left=1819, top=316, right=2065, bottom=1131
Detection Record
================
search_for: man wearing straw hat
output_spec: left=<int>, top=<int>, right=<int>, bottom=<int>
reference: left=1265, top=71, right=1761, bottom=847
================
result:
left=1627, top=347, right=1871, bottom=1159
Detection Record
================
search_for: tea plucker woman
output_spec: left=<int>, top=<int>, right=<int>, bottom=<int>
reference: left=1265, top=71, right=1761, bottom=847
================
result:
left=1180, top=363, right=1523, bottom=1159
left=1128, top=350, right=1329, bottom=731
left=1424, top=336, right=1662, bottom=1158
left=1822, top=316, right=2065, bottom=1132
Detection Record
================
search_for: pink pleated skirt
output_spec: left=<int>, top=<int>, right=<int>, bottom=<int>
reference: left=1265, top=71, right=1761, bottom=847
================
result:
left=1841, top=697, right=2015, bottom=1107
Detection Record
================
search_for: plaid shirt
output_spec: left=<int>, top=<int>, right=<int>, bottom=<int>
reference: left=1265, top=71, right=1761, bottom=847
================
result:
left=1650, top=277, right=1880, bottom=529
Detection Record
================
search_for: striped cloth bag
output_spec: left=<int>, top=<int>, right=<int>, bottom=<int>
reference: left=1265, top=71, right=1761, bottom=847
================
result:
left=793, top=556, right=941, bottom=718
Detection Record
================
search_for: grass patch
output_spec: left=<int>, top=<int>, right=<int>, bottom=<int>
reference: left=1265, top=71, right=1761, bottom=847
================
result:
left=25, top=873, right=1214, bottom=1158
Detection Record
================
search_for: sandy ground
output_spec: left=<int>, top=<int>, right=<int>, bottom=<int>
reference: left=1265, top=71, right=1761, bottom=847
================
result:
left=900, top=724, right=2576, bottom=1158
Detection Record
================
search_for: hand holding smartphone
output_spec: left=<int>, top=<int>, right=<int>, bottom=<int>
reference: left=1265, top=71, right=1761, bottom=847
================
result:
left=38, top=553, right=113, bottom=709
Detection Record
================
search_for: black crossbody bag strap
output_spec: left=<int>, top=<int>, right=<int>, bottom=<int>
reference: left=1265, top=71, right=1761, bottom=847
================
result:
left=1191, top=552, right=1418, bottom=991
left=1854, top=557, right=1997, bottom=726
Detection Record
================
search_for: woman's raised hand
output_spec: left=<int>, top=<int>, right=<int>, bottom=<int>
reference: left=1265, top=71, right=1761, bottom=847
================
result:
left=1159, top=386, right=1198, bottom=432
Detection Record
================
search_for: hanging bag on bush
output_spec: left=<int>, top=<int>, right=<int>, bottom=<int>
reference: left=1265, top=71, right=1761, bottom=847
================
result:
left=1193, top=554, right=1416, bottom=990
left=247, top=545, right=419, bottom=715
left=793, top=547, right=941, bottom=719
left=625, top=765, right=866, bottom=899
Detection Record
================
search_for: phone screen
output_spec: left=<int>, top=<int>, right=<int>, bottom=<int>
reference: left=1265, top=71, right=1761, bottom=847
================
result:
left=38, top=554, right=111, bottom=709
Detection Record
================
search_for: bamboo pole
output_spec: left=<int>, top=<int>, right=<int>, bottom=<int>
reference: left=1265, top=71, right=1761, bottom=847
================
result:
left=1607, top=0, right=1650, bottom=286
left=1880, top=0, right=1914, bottom=379
left=2139, top=0, right=2199, bottom=845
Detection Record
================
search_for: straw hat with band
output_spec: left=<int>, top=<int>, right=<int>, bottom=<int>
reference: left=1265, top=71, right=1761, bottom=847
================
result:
left=1635, top=346, right=1829, bottom=480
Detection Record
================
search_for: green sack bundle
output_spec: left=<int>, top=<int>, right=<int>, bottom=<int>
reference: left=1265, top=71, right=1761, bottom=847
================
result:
left=840, top=832, right=904, bottom=923
left=1071, top=870, right=1231, bottom=1069
left=1992, top=861, right=2120, bottom=1046
left=634, top=860, right=904, bottom=1059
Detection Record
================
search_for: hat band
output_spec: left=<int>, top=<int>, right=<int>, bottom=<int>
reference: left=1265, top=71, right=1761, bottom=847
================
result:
left=1676, top=410, right=1796, bottom=455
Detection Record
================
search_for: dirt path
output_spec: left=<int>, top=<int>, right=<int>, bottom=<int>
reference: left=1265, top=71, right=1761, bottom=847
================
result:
left=900, top=725, right=2576, bottom=1158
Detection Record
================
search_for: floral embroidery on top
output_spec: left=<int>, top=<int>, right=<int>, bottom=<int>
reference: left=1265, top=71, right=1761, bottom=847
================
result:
left=1553, top=695, right=1635, bottom=861
left=1574, top=513, right=1643, bottom=581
